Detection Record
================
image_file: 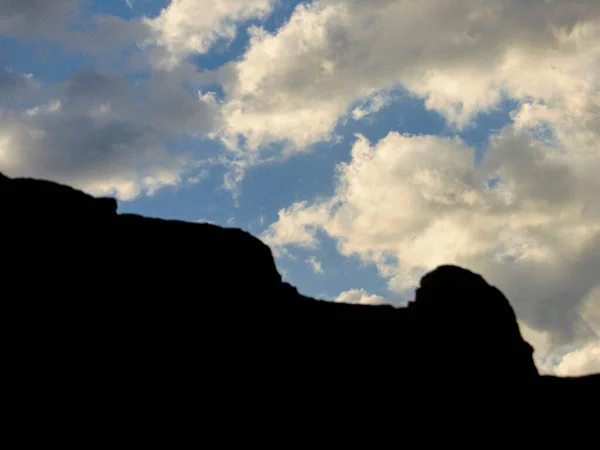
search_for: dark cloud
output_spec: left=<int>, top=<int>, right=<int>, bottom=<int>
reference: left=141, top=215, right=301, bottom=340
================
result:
left=63, top=69, right=133, bottom=107
left=0, top=66, right=27, bottom=90
left=0, top=66, right=41, bottom=108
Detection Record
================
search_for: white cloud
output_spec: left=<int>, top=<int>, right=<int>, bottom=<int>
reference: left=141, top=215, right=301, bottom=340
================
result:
left=1, top=1, right=273, bottom=69
left=215, top=0, right=600, bottom=151
left=521, top=321, right=599, bottom=376
left=1, top=1, right=261, bottom=200
left=142, top=0, right=274, bottom=69
left=306, top=256, right=324, bottom=274
left=262, top=121, right=600, bottom=366
left=263, top=201, right=330, bottom=250
left=256, top=0, right=600, bottom=374
left=352, top=92, right=390, bottom=121
left=553, top=341, right=600, bottom=377
left=335, top=288, right=386, bottom=306
left=1, top=0, right=597, bottom=375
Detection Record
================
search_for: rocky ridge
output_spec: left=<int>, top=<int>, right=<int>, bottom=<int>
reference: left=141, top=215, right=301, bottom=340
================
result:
left=1, top=172, right=598, bottom=435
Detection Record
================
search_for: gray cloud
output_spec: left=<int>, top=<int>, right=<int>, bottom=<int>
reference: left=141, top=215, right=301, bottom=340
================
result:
left=0, top=66, right=29, bottom=90
left=0, top=0, right=78, bottom=37
left=0, top=66, right=39, bottom=105
left=0, top=66, right=218, bottom=199
left=0, top=1, right=259, bottom=199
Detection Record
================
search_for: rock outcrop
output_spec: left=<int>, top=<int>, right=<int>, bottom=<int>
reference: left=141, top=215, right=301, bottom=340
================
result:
left=1, top=172, right=598, bottom=435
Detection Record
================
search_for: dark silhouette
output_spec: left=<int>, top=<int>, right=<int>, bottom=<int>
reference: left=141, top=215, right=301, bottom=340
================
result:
left=1, top=172, right=597, bottom=435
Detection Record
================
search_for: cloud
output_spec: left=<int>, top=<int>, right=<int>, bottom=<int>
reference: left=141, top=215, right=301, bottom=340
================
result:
left=352, top=92, right=391, bottom=121
left=141, top=0, right=274, bottom=69
left=0, top=66, right=32, bottom=89
left=335, top=288, right=385, bottom=306
left=1, top=0, right=273, bottom=68
left=306, top=256, right=324, bottom=274
left=257, top=0, right=600, bottom=373
left=1, top=0, right=597, bottom=375
left=521, top=321, right=599, bottom=375
left=0, top=66, right=39, bottom=107
left=0, top=0, right=77, bottom=37
left=0, top=67, right=218, bottom=200
left=215, top=0, right=600, bottom=151
left=0, top=1, right=279, bottom=197
left=553, top=341, right=600, bottom=377
left=262, top=122, right=600, bottom=357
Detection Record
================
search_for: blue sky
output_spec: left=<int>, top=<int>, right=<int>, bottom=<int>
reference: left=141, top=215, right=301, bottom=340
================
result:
left=1, top=0, right=599, bottom=375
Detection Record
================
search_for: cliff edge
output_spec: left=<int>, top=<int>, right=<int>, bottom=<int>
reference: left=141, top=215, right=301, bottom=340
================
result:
left=1, top=172, right=597, bottom=436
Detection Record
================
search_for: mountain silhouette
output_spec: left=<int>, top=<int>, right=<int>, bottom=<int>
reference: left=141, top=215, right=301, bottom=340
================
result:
left=1, top=171, right=597, bottom=436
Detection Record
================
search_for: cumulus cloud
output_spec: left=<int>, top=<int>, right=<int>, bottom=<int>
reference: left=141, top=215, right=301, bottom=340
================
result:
left=1, top=1, right=598, bottom=376
left=0, top=67, right=218, bottom=199
left=263, top=124, right=600, bottom=359
left=253, top=0, right=600, bottom=374
left=215, top=0, right=600, bottom=151
left=352, top=92, right=391, bottom=121
left=553, top=341, right=600, bottom=377
left=335, top=288, right=386, bottom=306
left=0, top=1, right=282, bottom=197
left=521, top=322, right=599, bottom=375
left=141, top=0, right=274, bottom=69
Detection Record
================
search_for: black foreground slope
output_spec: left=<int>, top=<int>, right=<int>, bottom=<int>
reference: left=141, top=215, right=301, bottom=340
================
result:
left=1, top=172, right=598, bottom=435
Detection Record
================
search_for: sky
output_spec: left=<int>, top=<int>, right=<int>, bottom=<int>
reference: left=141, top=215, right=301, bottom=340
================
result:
left=1, top=0, right=599, bottom=376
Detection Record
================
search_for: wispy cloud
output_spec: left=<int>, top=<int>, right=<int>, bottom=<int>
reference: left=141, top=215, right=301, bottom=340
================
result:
left=306, top=256, right=324, bottom=275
